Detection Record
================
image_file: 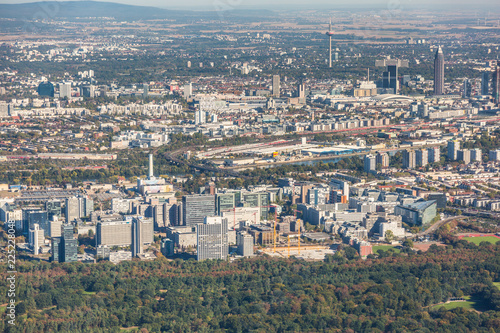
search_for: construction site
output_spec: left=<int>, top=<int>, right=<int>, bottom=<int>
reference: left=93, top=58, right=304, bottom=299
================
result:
left=259, top=244, right=336, bottom=261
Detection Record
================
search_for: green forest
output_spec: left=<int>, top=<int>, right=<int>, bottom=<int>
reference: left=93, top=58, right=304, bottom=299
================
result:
left=1, top=241, right=500, bottom=332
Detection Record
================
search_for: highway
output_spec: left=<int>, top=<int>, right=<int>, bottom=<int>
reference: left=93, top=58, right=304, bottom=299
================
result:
left=409, top=216, right=468, bottom=238
left=163, top=152, right=249, bottom=178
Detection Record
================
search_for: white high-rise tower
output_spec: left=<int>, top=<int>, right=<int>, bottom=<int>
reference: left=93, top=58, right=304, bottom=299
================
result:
left=325, top=20, right=334, bottom=68
left=148, top=154, right=154, bottom=179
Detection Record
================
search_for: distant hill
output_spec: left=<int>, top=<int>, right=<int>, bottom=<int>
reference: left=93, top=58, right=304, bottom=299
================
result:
left=0, top=1, right=273, bottom=21
left=0, top=1, right=178, bottom=20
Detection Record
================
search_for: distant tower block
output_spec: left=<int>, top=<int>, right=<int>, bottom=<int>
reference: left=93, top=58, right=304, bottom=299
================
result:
left=375, top=58, right=409, bottom=94
left=325, top=20, right=334, bottom=68
left=272, top=75, right=280, bottom=98
left=433, top=47, right=445, bottom=96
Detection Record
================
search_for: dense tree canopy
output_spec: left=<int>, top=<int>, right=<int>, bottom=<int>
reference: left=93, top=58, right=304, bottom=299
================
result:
left=1, top=241, right=500, bottom=332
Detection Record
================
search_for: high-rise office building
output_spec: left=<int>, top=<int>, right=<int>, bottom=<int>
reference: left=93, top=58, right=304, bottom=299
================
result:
left=216, top=193, right=237, bottom=215
left=96, top=220, right=132, bottom=247
left=54, top=224, right=78, bottom=263
left=418, top=103, right=429, bottom=118
left=29, top=223, right=44, bottom=255
left=272, top=75, right=280, bottom=97
left=161, top=238, right=175, bottom=257
left=307, top=187, right=329, bottom=206
left=81, top=85, right=95, bottom=98
left=481, top=71, right=490, bottom=95
left=298, top=82, right=305, bottom=99
left=184, top=83, right=192, bottom=98
left=111, top=198, right=131, bottom=214
left=433, top=47, right=445, bottom=95
left=182, top=194, right=215, bottom=226
left=428, top=146, right=441, bottom=164
left=46, top=200, right=62, bottom=220
left=37, top=81, right=54, bottom=97
left=95, top=245, right=110, bottom=260
left=197, top=216, right=228, bottom=261
left=416, top=149, right=428, bottom=167
left=462, top=79, right=472, bottom=98
left=51, top=237, right=61, bottom=262
left=493, top=62, right=500, bottom=104
left=132, top=217, right=144, bottom=257
left=27, top=210, right=49, bottom=237
left=457, top=149, right=471, bottom=164
left=489, top=149, right=500, bottom=161
left=364, top=154, right=376, bottom=173
left=242, top=192, right=270, bottom=220
left=82, top=197, right=93, bottom=218
left=330, top=179, right=349, bottom=202
left=447, top=140, right=460, bottom=160
left=65, top=197, right=80, bottom=223
left=59, top=82, right=72, bottom=98
left=65, top=197, right=93, bottom=223
left=0, top=102, right=8, bottom=117
left=375, top=59, right=408, bottom=94
left=376, top=152, right=389, bottom=168
left=382, top=65, right=399, bottom=94
left=195, top=110, right=206, bottom=125
left=471, top=148, right=482, bottom=162
left=49, top=218, right=62, bottom=238
left=237, top=231, right=254, bottom=257
left=403, top=150, right=416, bottom=169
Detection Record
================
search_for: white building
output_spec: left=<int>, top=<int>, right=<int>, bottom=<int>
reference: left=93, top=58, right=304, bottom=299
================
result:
left=29, top=223, right=44, bottom=255
left=197, top=216, right=228, bottom=261
left=379, top=221, right=405, bottom=239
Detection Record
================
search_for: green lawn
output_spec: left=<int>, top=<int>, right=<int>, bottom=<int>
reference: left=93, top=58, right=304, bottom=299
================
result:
left=462, top=236, right=500, bottom=245
left=493, top=282, right=500, bottom=291
left=373, top=245, right=401, bottom=253
left=432, top=296, right=489, bottom=311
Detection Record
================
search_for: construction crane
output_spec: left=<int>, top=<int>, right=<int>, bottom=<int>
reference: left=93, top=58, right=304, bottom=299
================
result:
left=287, top=235, right=290, bottom=258
left=297, top=219, right=301, bottom=255
left=291, top=209, right=302, bottom=256
left=273, top=212, right=277, bottom=253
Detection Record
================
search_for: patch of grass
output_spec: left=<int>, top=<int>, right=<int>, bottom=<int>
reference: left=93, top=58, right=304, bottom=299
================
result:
left=81, top=291, right=97, bottom=295
left=462, top=236, right=500, bottom=245
left=432, top=296, right=490, bottom=311
left=373, top=245, right=401, bottom=253
left=493, top=282, right=500, bottom=291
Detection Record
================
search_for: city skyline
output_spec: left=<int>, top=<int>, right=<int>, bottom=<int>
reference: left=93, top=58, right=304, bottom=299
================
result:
left=0, top=0, right=499, bottom=11
left=0, top=1, right=499, bottom=331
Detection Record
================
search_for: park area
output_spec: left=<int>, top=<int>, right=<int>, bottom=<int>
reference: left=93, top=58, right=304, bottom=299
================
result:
left=372, top=245, right=401, bottom=253
left=431, top=296, right=489, bottom=311
left=459, top=234, right=500, bottom=245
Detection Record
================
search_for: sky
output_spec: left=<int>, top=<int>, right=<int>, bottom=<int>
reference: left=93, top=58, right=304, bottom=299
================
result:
left=0, top=0, right=497, bottom=11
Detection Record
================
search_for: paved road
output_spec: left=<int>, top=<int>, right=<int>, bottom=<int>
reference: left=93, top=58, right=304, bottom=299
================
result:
left=410, top=216, right=467, bottom=238
left=164, top=153, right=249, bottom=179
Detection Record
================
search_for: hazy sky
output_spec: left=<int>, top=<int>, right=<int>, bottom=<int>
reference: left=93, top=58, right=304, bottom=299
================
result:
left=0, top=0, right=497, bottom=10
